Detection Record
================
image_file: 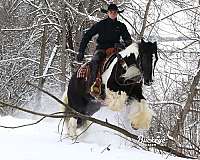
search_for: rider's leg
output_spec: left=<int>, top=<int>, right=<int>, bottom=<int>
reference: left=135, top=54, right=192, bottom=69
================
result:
left=89, top=50, right=105, bottom=96
left=89, top=50, right=105, bottom=85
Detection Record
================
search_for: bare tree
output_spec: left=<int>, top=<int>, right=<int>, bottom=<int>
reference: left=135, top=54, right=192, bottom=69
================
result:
left=0, top=0, right=200, bottom=157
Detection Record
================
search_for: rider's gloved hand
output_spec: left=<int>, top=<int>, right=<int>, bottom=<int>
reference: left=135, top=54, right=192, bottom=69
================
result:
left=77, top=52, right=84, bottom=62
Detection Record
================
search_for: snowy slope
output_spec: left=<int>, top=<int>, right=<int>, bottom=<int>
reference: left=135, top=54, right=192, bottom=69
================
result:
left=0, top=114, right=188, bottom=160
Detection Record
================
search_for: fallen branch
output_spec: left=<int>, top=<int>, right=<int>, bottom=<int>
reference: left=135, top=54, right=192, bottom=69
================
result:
left=0, top=81, right=196, bottom=159
left=0, top=116, right=46, bottom=129
left=26, top=81, right=196, bottom=159
left=0, top=101, right=64, bottom=118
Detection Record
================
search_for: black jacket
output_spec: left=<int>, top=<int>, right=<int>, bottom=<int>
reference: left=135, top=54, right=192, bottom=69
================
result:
left=78, top=17, right=132, bottom=54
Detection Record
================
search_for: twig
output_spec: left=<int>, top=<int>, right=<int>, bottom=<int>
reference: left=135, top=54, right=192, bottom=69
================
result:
left=0, top=101, right=65, bottom=118
left=146, top=5, right=200, bottom=28
left=58, top=118, right=66, bottom=138
left=101, top=144, right=111, bottom=153
left=1, top=23, right=62, bottom=32
left=0, top=116, right=46, bottom=129
left=72, top=122, right=94, bottom=143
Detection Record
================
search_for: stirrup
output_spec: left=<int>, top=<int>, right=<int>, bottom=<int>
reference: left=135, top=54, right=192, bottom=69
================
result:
left=90, top=80, right=101, bottom=97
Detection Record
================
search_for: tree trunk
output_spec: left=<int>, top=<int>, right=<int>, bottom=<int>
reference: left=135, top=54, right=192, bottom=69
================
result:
left=35, top=24, right=47, bottom=111
left=138, top=0, right=152, bottom=39
left=60, top=4, right=67, bottom=93
left=171, top=69, right=200, bottom=143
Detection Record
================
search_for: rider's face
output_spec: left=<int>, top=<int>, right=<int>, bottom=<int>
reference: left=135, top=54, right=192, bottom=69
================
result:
left=107, top=10, right=118, bottom=20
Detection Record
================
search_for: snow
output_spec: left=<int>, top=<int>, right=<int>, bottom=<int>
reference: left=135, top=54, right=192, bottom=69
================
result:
left=0, top=115, right=188, bottom=160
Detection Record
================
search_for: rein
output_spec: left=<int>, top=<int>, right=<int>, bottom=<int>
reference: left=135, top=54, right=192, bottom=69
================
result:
left=153, top=50, right=158, bottom=76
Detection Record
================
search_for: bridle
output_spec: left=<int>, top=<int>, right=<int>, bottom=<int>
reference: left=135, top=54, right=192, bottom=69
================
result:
left=113, top=53, right=143, bottom=86
left=113, top=47, right=158, bottom=86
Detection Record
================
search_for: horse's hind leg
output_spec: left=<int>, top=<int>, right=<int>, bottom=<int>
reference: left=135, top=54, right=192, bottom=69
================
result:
left=64, top=116, right=84, bottom=137
left=77, top=117, right=87, bottom=128
left=60, top=89, right=78, bottom=137
left=66, top=117, right=78, bottom=137
left=66, top=97, right=89, bottom=136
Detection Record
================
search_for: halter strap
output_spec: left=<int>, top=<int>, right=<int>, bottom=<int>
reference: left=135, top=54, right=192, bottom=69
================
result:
left=153, top=50, right=158, bottom=76
left=116, top=54, right=128, bottom=70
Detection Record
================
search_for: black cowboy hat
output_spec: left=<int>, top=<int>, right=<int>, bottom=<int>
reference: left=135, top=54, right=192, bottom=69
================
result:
left=101, top=4, right=124, bottom=14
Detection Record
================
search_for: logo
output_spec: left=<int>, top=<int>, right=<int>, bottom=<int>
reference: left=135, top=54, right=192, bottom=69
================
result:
left=138, top=135, right=167, bottom=147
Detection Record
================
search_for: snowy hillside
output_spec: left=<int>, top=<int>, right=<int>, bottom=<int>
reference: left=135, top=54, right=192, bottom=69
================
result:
left=0, top=114, right=188, bottom=160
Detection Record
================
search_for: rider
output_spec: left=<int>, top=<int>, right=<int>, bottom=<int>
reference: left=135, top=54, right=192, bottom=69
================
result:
left=77, top=4, right=132, bottom=96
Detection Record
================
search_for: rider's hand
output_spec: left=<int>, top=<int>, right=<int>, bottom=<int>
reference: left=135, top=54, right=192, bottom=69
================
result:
left=77, top=53, right=84, bottom=62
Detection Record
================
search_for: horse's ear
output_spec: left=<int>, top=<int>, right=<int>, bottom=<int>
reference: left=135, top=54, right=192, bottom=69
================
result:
left=141, top=38, right=145, bottom=43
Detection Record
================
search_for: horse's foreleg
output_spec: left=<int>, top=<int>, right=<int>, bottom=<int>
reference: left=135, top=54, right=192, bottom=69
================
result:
left=105, top=89, right=127, bottom=111
left=128, top=99, right=154, bottom=129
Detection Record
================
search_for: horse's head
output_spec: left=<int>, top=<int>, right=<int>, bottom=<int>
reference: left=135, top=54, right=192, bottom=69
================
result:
left=138, top=39, right=158, bottom=85
left=102, top=39, right=158, bottom=89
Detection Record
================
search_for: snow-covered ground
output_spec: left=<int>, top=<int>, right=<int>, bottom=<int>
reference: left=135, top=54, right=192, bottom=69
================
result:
left=0, top=110, right=188, bottom=160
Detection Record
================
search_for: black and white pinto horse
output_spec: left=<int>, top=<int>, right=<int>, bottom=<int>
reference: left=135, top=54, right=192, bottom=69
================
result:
left=62, top=39, right=158, bottom=137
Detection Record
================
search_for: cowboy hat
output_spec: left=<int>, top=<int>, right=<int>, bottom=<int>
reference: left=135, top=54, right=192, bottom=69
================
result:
left=101, top=4, right=124, bottom=14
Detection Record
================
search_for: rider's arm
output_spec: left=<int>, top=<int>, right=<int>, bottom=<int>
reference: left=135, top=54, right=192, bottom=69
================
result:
left=78, top=23, right=99, bottom=55
left=121, top=23, right=132, bottom=47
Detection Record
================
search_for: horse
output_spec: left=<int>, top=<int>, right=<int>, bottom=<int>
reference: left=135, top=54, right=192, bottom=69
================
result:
left=62, top=39, right=158, bottom=137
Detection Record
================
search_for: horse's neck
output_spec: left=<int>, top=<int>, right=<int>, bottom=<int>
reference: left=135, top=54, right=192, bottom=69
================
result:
left=119, top=43, right=139, bottom=59
left=102, top=57, right=118, bottom=87
left=102, top=43, right=139, bottom=87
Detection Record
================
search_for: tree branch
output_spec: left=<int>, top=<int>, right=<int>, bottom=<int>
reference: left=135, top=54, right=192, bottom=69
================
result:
left=138, top=0, right=152, bottom=39
left=25, top=81, right=195, bottom=159
left=0, top=101, right=64, bottom=118
left=146, top=5, right=200, bottom=28
left=171, top=69, right=200, bottom=138
left=1, top=23, right=62, bottom=32
left=0, top=81, right=196, bottom=159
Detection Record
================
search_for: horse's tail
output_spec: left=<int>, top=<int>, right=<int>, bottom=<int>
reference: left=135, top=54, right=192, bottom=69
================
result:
left=61, top=88, right=68, bottom=112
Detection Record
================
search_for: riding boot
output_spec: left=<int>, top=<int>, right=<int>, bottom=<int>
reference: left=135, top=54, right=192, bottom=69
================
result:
left=89, top=61, right=98, bottom=85
left=99, top=83, right=106, bottom=100
left=89, top=50, right=106, bottom=97
left=89, top=62, right=101, bottom=97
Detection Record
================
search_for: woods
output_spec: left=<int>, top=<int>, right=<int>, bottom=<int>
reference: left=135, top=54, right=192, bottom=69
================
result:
left=0, top=0, right=200, bottom=158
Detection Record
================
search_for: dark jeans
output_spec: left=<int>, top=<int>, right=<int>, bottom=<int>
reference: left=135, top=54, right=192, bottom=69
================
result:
left=89, top=49, right=106, bottom=84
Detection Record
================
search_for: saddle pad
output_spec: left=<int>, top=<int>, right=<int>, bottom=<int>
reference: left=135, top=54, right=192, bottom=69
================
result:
left=77, top=63, right=90, bottom=79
